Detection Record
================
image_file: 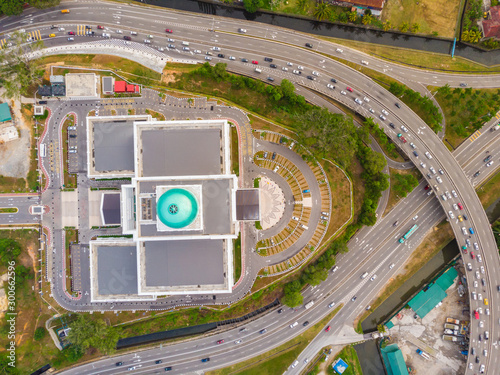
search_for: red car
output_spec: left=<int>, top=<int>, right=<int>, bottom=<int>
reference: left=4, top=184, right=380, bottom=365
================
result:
left=470, top=251, right=475, bottom=259
left=325, top=326, right=331, bottom=332
left=474, top=310, right=479, bottom=319
left=424, top=185, right=430, bottom=190
left=346, top=87, right=353, bottom=92
left=458, top=203, right=463, bottom=210
left=68, top=31, right=75, bottom=35
left=252, top=60, right=259, bottom=65
left=97, top=25, right=104, bottom=29
left=400, top=136, right=407, bottom=143
left=216, top=339, right=224, bottom=344
left=165, top=29, right=173, bottom=33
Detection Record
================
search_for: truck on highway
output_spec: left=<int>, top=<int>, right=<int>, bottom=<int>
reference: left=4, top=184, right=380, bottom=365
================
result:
left=446, top=318, right=460, bottom=325
left=399, top=224, right=418, bottom=243
left=416, top=349, right=431, bottom=360
left=304, top=301, right=314, bottom=309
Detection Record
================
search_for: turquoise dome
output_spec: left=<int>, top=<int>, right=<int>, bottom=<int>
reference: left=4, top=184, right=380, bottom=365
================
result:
left=157, top=188, right=198, bottom=229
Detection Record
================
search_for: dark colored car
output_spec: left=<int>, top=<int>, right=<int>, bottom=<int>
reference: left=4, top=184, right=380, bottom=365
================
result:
left=264, top=57, right=273, bottom=62
left=201, top=358, right=210, bottom=362
left=389, top=122, right=395, bottom=129
left=303, top=321, right=309, bottom=326
left=306, top=76, right=315, bottom=81
left=241, top=58, right=248, bottom=62
left=155, top=360, right=162, bottom=364
left=164, top=367, right=172, bottom=372
left=217, top=53, right=225, bottom=58
left=460, top=82, right=467, bottom=87
left=116, top=362, right=123, bottom=366
left=69, top=134, right=77, bottom=138
left=39, top=100, right=47, bottom=104
left=395, top=102, right=401, bottom=108
left=270, top=64, right=277, bottom=68
left=259, top=328, right=267, bottom=334
left=50, top=25, right=57, bottom=29
left=216, top=339, right=224, bottom=344
left=484, top=155, right=492, bottom=163
left=124, top=36, right=131, bottom=40
left=267, top=77, right=275, bottom=82
left=277, top=308, right=283, bottom=313
left=424, top=185, right=429, bottom=190
left=272, top=152, right=276, bottom=160
left=85, top=25, right=91, bottom=29
left=305, top=42, right=313, bottom=48
left=473, top=171, right=480, bottom=177
left=330, top=78, right=337, bottom=83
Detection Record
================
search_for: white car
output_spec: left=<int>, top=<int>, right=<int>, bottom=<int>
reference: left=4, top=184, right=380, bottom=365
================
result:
left=290, top=322, right=298, bottom=328
left=354, top=98, right=362, bottom=104
left=312, top=71, right=319, bottom=76
left=453, top=203, right=458, bottom=210
left=401, top=125, right=408, bottom=132
left=473, top=242, right=479, bottom=250
left=425, top=151, right=432, bottom=159
left=436, top=176, right=443, bottom=183
left=212, top=46, right=221, bottom=51
left=229, top=56, right=236, bottom=60
left=370, top=274, right=377, bottom=281
left=369, top=108, right=375, bottom=114
left=282, top=67, right=288, bottom=71
left=292, top=70, right=301, bottom=75
left=336, top=48, right=343, bottom=53
left=441, top=194, right=447, bottom=201
left=287, top=62, right=293, bottom=66
left=448, top=211, right=455, bottom=219
left=477, top=254, right=482, bottom=262
left=485, top=308, right=490, bottom=315
left=291, top=360, right=299, bottom=368
left=67, top=37, right=74, bottom=41
left=183, top=47, right=190, bottom=51
left=328, top=302, right=335, bottom=308
left=486, top=161, right=494, bottom=167
left=479, top=320, right=484, bottom=328
left=389, top=263, right=395, bottom=269
left=361, top=60, right=369, bottom=65
left=480, top=266, right=485, bottom=274
left=205, top=56, right=212, bottom=61
left=58, top=27, right=65, bottom=31
left=438, top=169, right=444, bottom=175
left=410, top=143, right=416, bottom=149
left=467, top=263, right=472, bottom=271
left=413, top=215, right=418, bottom=220
left=167, top=38, right=175, bottom=42
left=381, top=109, right=389, bottom=116
left=420, top=162, right=426, bottom=168
left=429, top=167, right=436, bottom=174
left=473, top=280, right=478, bottom=287
left=379, top=114, right=386, bottom=120
left=363, top=97, right=370, bottom=102
left=238, top=28, right=247, bottom=33
left=194, top=49, right=201, bottom=54
left=116, top=29, right=123, bottom=34
left=297, top=65, right=304, bottom=70
left=340, top=90, right=347, bottom=95
left=476, top=271, right=480, bottom=279
left=327, top=84, right=334, bottom=90
left=234, top=339, right=242, bottom=344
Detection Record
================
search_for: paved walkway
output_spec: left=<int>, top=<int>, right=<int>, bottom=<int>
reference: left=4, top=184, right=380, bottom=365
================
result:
left=259, top=176, right=285, bottom=230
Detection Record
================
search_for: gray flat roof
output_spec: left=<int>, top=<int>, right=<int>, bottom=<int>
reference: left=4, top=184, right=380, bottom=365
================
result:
left=144, top=239, right=224, bottom=287
left=94, top=121, right=135, bottom=172
left=236, top=189, right=260, bottom=220
left=141, top=128, right=222, bottom=177
left=97, top=245, right=138, bottom=295
left=138, top=178, right=232, bottom=236
left=102, top=193, right=121, bottom=225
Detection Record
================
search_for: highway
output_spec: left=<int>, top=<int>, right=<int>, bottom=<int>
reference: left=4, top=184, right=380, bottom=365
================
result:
left=0, top=2, right=499, bottom=374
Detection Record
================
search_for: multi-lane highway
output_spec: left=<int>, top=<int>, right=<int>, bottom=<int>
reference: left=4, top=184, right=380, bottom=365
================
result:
left=1, top=2, right=499, bottom=374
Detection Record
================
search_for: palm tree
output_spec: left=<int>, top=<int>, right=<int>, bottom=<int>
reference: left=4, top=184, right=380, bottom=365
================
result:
left=399, top=22, right=409, bottom=32
left=348, top=11, right=358, bottom=22
left=362, top=14, right=373, bottom=25
left=313, top=1, right=331, bottom=21
left=411, top=23, right=420, bottom=33
left=297, top=0, right=308, bottom=13
left=470, top=30, right=481, bottom=43
left=461, top=29, right=470, bottom=42
left=382, top=20, right=391, bottom=31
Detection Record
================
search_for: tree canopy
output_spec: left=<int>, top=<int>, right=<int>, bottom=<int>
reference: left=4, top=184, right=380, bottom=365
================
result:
left=0, top=238, right=21, bottom=266
left=243, top=0, right=263, bottom=13
left=67, top=315, right=120, bottom=355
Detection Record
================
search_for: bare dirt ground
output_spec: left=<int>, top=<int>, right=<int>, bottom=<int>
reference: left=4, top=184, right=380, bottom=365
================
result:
left=387, top=263, right=467, bottom=374
left=0, top=91, right=30, bottom=178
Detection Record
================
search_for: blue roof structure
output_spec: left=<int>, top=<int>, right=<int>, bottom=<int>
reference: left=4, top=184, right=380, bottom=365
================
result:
left=157, top=188, right=198, bottom=229
left=0, top=102, right=12, bottom=122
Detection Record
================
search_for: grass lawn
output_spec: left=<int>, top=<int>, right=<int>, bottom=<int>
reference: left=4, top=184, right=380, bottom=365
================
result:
left=382, top=0, right=461, bottom=38
left=477, top=171, right=500, bottom=209
left=64, top=228, right=78, bottom=295
left=145, top=109, right=166, bottom=121
left=0, top=207, right=18, bottom=213
left=231, top=126, right=240, bottom=176
left=248, top=114, right=296, bottom=138
left=208, top=305, right=342, bottom=375
left=327, top=345, right=363, bottom=375
left=383, top=167, right=421, bottom=216
left=431, top=86, right=500, bottom=149
left=62, top=114, right=77, bottom=189
left=234, top=233, right=242, bottom=282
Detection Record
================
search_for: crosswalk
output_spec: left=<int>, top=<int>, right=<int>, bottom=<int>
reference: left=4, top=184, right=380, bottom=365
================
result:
left=28, top=30, right=41, bottom=41
left=469, top=129, right=481, bottom=142
left=495, top=110, right=500, bottom=120
left=76, top=25, right=88, bottom=36
left=0, top=39, right=6, bottom=48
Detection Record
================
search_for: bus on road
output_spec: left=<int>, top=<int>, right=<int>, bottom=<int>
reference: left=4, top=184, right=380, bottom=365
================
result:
left=399, top=224, right=418, bottom=243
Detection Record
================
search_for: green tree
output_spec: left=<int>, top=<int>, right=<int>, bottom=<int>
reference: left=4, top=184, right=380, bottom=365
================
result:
left=382, top=20, right=391, bottom=31
left=362, top=14, right=373, bottom=25
left=34, top=327, right=46, bottom=341
left=437, top=84, right=452, bottom=96
left=0, top=31, right=45, bottom=98
left=411, top=23, right=420, bottom=33
left=282, top=291, right=304, bottom=307
left=338, top=12, right=348, bottom=23
left=462, top=29, right=470, bottom=42
left=0, top=0, right=23, bottom=16
left=280, top=79, right=295, bottom=99
left=67, top=315, right=120, bottom=355
left=377, top=324, right=386, bottom=333
left=348, top=11, right=357, bottom=22
left=0, top=352, right=20, bottom=374
left=399, top=22, right=409, bottom=32
left=392, top=173, right=419, bottom=198
left=0, top=238, right=21, bottom=266
left=243, top=0, right=263, bottom=13
left=28, top=0, right=60, bottom=9
left=313, top=1, right=331, bottom=21
left=213, top=62, right=228, bottom=80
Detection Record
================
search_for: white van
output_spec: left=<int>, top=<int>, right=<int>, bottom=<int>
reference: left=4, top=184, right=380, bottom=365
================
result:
left=144, top=39, right=151, bottom=44
left=255, top=67, right=262, bottom=73
left=102, top=33, right=110, bottom=38
left=182, top=41, right=190, bottom=46
left=361, top=272, right=369, bottom=279
left=291, top=360, right=299, bottom=369
left=289, top=322, right=298, bottom=328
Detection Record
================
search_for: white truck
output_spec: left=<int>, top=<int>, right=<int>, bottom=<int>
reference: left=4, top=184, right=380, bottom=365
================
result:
left=305, top=301, right=314, bottom=309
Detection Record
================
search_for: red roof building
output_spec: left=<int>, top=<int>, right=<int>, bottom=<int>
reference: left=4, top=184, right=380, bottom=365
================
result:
left=114, top=81, right=126, bottom=93
left=126, top=84, right=135, bottom=92
left=483, top=6, right=500, bottom=39
left=135, top=85, right=140, bottom=93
